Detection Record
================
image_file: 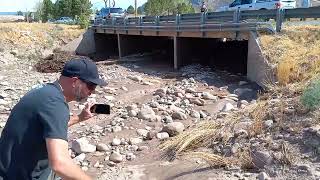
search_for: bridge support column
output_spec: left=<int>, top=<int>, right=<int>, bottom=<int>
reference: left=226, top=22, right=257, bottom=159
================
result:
left=174, top=36, right=182, bottom=70
left=117, top=34, right=122, bottom=58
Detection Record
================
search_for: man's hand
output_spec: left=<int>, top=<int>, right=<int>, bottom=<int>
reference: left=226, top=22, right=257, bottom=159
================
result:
left=68, top=102, right=95, bottom=127
left=78, top=102, right=94, bottom=122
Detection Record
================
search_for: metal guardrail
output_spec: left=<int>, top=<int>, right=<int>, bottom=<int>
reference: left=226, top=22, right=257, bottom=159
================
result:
left=92, top=6, right=320, bottom=33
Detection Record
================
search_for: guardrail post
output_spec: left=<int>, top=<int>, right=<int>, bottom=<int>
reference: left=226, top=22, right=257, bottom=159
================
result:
left=139, top=17, right=143, bottom=35
left=233, top=8, right=240, bottom=23
left=155, top=16, right=160, bottom=35
left=112, top=17, right=116, bottom=32
left=233, top=8, right=240, bottom=39
left=276, top=8, right=284, bottom=32
left=124, top=17, right=128, bottom=34
left=175, top=14, right=181, bottom=35
left=201, top=12, right=207, bottom=37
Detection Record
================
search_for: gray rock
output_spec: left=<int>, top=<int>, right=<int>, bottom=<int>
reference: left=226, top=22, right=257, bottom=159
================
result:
left=251, top=150, right=273, bottom=169
left=126, top=153, right=136, bottom=161
left=104, top=95, right=115, bottom=101
left=149, top=101, right=159, bottom=108
left=257, top=172, right=269, bottom=180
left=74, top=153, right=86, bottom=162
left=156, top=132, right=170, bottom=139
left=190, top=110, right=201, bottom=119
left=112, top=126, right=122, bottom=133
left=106, top=161, right=117, bottom=167
left=72, top=137, right=96, bottom=154
left=189, top=98, right=205, bottom=106
left=162, top=122, right=185, bottom=136
left=128, top=110, right=137, bottom=117
left=199, top=111, right=207, bottom=118
left=138, top=105, right=156, bottom=121
left=41, top=49, right=54, bottom=60
left=96, top=143, right=110, bottom=151
left=155, top=88, right=167, bottom=95
left=222, top=103, right=234, bottom=112
left=109, top=152, right=123, bottom=163
left=142, top=81, right=154, bottom=85
left=121, top=86, right=128, bottom=91
left=128, top=75, right=143, bottom=82
left=137, top=129, right=149, bottom=137
left=163, top=116, right=173, bottom=123
left=264, top=120, right=273, bottom=129
left=126, top=104, right=138, bottom=111
left=129, top=138, right=143, bottom=145
left=128, top=145, right=139, bottom=151
left=185, top=88, right=196, bottom=93
left=112, top=138, right=121, bottom=146
left=172, top=111, right=187, bottom=120
left=146, top=131, right=157, bottom=140
left=202, top=92, right=217, bottom=100
left=138, top=146, right=149, bottom=151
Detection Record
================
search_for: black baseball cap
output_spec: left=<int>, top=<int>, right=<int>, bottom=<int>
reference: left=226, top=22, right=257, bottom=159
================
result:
left=62, top=58, right=107, bottom=86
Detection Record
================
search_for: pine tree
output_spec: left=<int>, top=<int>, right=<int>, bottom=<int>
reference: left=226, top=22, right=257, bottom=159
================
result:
left=42, top=0, right=53, bottom=22
left=127, top=5, right=135, bottom=14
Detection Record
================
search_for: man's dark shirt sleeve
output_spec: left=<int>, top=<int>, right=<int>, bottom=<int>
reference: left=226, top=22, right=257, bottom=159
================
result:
left=38, top=96, right=69, bottom=141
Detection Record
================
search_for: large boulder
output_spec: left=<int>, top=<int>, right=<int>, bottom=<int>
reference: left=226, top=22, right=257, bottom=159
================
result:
left=138, top=105, right=156, bottom=121
left=162, top=122, right=185, bottom=136
left=72, top=137, right=96, bottom=154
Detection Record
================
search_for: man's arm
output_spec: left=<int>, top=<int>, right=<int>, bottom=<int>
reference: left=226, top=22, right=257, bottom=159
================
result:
left=68, top=115, right=81, bottom=127
left=46, top=138, right=92, bottom=180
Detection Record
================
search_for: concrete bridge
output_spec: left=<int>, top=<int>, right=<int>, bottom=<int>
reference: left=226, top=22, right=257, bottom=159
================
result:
left=70, top=10, right=287, bottom=87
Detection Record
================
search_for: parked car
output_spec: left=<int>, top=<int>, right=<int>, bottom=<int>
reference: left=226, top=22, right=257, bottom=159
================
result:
left=95, top=7, right=125, bottom=20
left=217, top=0, right=296, bottom=12
left=56, top=17, right=75, bottom=24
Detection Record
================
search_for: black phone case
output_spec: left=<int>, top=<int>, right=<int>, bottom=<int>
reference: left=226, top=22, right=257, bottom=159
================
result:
left=90, top=104, right=110, bottom=114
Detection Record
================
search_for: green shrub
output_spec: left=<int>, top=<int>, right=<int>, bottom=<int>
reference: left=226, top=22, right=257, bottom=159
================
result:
left=78, top=14, right=89, bottom=29
left=301, top=78, right=320, bottom=110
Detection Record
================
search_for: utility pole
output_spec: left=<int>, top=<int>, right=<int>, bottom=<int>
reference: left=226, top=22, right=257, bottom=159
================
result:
left=135, top=0, right=137, bottom=17
left=108, top=0, right=111, bottom=16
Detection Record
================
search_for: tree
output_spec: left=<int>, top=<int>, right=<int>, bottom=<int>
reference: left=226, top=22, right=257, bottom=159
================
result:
left=17, top=11, right=23, bottom=16
left=144, top=0, right=194, bottom=16
left=33, top=1, right=43, bottom=22
left=177, top=2, right=195, bottom=14
left=127, top=5, right=135, bottom=14
left=137, top=6, right=144, bottom=14
left=42, top=0, right=53, bottom=22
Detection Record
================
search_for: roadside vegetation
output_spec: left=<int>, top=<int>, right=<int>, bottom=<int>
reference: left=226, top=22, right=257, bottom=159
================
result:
left=32, top=0, right=92, bottom=28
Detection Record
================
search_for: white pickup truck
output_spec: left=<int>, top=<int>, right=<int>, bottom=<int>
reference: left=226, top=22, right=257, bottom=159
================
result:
left=217, top=0, right=296, bottom=11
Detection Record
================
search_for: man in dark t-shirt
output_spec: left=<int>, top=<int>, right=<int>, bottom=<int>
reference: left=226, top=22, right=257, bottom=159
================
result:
left=0, top=58, right=107, bottom=180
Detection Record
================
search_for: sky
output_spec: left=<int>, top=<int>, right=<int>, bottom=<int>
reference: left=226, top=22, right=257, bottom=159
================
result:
left=0, top=0, right=148, bottom=12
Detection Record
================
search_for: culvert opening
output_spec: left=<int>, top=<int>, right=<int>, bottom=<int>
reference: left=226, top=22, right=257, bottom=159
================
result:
left=119, top=35, right=174, bottom=65
left=178, top=37, right=248, bottom=75
left=92, top=33, right=119, bottom=61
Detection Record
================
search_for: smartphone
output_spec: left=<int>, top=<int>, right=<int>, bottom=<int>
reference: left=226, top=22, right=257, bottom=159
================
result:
left=90, top=104, right=110, bottom=114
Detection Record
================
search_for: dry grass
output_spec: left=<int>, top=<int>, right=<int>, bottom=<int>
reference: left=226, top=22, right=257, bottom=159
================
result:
left=277, top=142, right=296, bottom=166
left=0, top=23, right=84, bottom=49
left=159, top=122, right=221, bottom=158
left=260, top=25, right=320, bottom=86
